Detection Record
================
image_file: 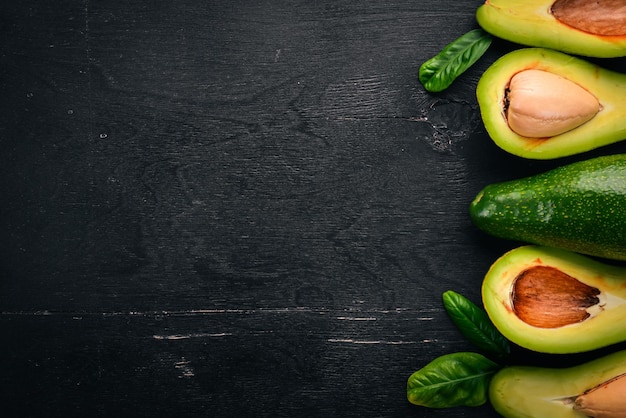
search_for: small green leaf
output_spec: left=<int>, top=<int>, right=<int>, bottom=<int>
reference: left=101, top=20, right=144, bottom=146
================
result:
left=419, top=29, right=492, bottom=92
left=407, top=352, right=499, bottom=408
left=443, top=290, right=510, bottom=360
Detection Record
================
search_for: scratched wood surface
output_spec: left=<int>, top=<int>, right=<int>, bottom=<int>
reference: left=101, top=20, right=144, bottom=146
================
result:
left=2, top=1, right=626, bottom=417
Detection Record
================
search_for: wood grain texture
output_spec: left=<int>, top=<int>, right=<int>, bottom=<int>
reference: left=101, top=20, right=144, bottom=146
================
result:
left=1, top=1, right=626, bottom=417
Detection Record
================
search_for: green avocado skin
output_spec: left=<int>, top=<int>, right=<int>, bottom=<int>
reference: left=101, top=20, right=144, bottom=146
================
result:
left=470, top=154, right=626, bottom=261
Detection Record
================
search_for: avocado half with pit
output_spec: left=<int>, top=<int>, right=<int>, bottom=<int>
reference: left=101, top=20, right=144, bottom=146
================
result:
left=482, top=245, right=626, bottom=354
left=476, top=48, right=626, bottom=159
left=476, top=0, right=626, bottom=58
left=490, top=350, right=626, bottom=418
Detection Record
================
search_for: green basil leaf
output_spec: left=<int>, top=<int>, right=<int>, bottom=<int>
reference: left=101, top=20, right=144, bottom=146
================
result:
left=443, top=290, right=510, bottom=360
left=407, top=352, right=499, bottom=408
left=419, top=29, right=492, bottom=92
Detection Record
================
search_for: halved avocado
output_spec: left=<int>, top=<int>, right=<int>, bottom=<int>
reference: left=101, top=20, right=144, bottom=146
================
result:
left=476, top=48, right=626, bottom=159
left=476, top=0, right=626, bottom=58
left=482, top=245, right=626, bottom=354
left=490, top=350, right=626, bottom=418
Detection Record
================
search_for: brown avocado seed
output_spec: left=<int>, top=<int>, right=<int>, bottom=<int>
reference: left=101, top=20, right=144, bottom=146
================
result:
left=552, top=0, right=626, bottom=36
left=575, top=373, right=626, bottom=418
left=505, top=69, right=600, bottom=138
left=511, top=266, right=601, bottom=328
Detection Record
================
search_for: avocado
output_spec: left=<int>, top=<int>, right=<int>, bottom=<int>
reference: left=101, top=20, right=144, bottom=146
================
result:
left=482, top=245, right=626, bottom=354
left=490, top=349, right=626, bottom=418
left=476, top=48, right=626, bottom=159
left=470, top=154, right=626, bottom=261
left=476, top=0, right=626, bottom=58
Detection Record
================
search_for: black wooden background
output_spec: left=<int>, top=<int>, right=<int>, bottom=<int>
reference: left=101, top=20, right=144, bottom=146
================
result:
left=2, top=1, right=626, bottom=417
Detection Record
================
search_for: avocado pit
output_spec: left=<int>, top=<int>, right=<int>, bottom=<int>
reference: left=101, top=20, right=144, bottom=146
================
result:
left=551, top=0, right=626, bottom=37
left=511, top=266, right=601, bottom=328
left=505, top=69, right=600, bottom=138
left=575, top=373, right=626, bottom=418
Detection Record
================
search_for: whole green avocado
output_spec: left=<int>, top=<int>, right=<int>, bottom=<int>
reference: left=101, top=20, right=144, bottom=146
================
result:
left=470, top=154, right=626, bottom=261
left=476, top=0, right=626, bottom=58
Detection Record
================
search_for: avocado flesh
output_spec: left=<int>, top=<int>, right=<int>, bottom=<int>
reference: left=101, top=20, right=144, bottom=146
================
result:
left=482, top=246, right=626, bottom=354
left=470, top=154, right=626, bottom=262
left=490, top=350, right=626, bottom=418
left=476, top=48, right=626, bottom=159
left=476, top=0, right=626, bottom=58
